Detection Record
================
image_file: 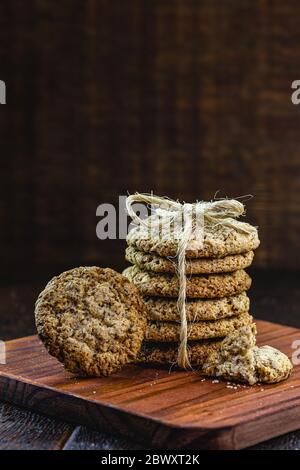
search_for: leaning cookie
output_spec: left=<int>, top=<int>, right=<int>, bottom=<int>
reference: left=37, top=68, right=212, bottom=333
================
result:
left=127, top=216, right=260, bottom=259
left=143, top=293, right=250, bottom=322
left=145, top=313, right=253, bottom=342
left=202, top=325, right=258, bottom=384
left=138, top=339, right=223, bottom=366
left=35, top=267, right=146, bottom=376
left=126, top=246, right=254, bottom=274
left=123, top=266, right=251, bottom=298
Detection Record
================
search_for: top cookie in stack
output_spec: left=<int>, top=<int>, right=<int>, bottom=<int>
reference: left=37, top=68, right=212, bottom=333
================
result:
left=123, top=216, right=260, bottom=367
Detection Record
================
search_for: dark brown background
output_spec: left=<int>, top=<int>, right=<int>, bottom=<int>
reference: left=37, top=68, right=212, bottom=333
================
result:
left=1, top=1, right=300, bottom=337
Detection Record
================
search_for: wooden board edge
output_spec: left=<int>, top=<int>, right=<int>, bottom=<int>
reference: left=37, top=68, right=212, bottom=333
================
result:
left=2, top=372, right=300, bottom=449
left=0, top=372, right=239, bottom=449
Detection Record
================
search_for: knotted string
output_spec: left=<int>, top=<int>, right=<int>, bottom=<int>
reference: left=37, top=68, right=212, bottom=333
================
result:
left=126, top=193, right=255, bottom=369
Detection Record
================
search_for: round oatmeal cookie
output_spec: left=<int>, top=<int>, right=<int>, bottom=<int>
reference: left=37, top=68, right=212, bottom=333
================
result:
left=127, top=217, right=259, bottom=259
left=35, top=267, right=146, bottom=376
left=138, top=339, right=223, bottom=367
left=145, top=313, right=253, bottom=342
left=125, top=246, right=254, bottom=274
left=253, top=346, right=293, bottom=383
left=143, top=293, right=250, bottom=322
left=123, top=266, right=251, bottom=298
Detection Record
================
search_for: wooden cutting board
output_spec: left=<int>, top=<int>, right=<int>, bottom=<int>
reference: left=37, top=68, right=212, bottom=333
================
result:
left=0, top=319, right=299, bottom=449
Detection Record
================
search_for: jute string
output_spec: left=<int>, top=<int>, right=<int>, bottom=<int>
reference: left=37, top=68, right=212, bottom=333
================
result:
left=126, top=193, right=255, bottom=369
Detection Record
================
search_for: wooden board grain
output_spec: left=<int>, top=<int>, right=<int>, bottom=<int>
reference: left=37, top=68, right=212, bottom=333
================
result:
left=0, top=320, right=299, bottom=449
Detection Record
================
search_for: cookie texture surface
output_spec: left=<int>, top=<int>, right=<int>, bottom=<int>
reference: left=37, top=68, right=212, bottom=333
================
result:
left=126, top=246, right=254, bottom=274
left=35, top=267, right=146, bottom=376
left=143, top=293, right=250, bottom=322
left=123, top=266, right=251, bottom=298
left=202, top=325, right=293, bottom=384
left=127, top=217, right=260, bottom=259
left=145, top=313, right=253, bottom=342
left=138, top=339, right=223, bottom=366
left=253, top=346, right=292, bottom=383
left=202, top=325, right=258, bottom=384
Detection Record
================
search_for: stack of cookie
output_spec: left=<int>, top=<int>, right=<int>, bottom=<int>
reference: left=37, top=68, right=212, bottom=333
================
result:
left=123, top=217, right=260, bottom=368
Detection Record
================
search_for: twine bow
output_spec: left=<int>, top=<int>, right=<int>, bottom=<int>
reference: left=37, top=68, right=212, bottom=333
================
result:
left=126, top=193, right=255, bottom=369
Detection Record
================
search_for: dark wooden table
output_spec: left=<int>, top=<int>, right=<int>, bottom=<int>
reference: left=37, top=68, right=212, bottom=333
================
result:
left=1, top=269, right=300, bottom=450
